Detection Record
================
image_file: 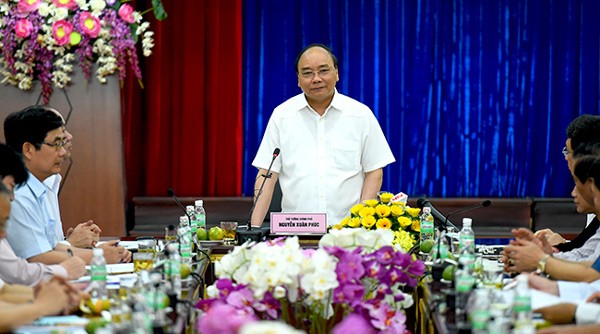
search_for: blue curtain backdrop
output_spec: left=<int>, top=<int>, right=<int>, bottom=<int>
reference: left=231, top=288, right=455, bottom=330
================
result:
left=242, top=0, right=600, bottom=198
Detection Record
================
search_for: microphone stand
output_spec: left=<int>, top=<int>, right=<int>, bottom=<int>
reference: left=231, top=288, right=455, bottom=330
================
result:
left=167, top=188, right=193, bottom=223
left=239, top=148, right=280, bottom=243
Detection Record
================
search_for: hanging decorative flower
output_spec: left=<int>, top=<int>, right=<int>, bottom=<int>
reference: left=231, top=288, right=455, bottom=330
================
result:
left=0, top=0, right=167, bottom=103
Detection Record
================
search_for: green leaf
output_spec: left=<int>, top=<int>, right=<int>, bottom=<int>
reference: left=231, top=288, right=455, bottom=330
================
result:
left=151, top=0, right=167, bottom=20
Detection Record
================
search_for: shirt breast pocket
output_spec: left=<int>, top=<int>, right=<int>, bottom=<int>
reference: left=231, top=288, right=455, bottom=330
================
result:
left=332, top=144, right=360, bottom=171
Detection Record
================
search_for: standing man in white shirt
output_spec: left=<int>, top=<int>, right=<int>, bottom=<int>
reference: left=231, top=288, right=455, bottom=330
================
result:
left=250, top=44, right=395, bottom=227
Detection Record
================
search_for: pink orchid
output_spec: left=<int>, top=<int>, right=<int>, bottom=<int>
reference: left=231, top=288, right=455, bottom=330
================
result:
left=51, top=0, right=78, bottom=10
left=118, top=4, right=135, bottom=23
left=15, top=19, right=34, bottom=38
left=52, top=20, right=74, bottom=46
left=79, top=12, right=101, bottom=38
left=17, top=0, right=42, bottom=13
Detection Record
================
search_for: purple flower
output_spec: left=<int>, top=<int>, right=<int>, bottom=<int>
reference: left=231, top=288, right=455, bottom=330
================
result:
left=197, top=302, right=256, bottom=334
left=332, top=314, right=376, bottom=334
left=253, top=291, right=280, bottom=319
left=333, top=283, right=364, bottom=304
left=374, top=246, right=395, bottom=265
left=369, top=302, right=406, bottom=332
left=226, top=287, right=255, bottom=311
left=407, top=259, right=426, bottom=277
left=364, top=259, right=383, bottom=278
left=215, top=278, right=236, bottom=297
left=105, top=0, right=117, bottom=5
left=334, top=248, right=365, bottom=282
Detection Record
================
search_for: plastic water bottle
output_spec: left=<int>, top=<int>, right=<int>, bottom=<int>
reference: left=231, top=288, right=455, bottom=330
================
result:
left=468, top=288, right=491, bottom=334
left=166, top=244, right=182, bottom=299
left=431, top=229, right=450, bottom=261
left=178, top=215, right=192, bottom=265
left=90, top=248, right=108, bottom=300
left=455, top=248, right=476, bottom=327
left=420, top=207, right=435, bottom=243
left=459, top=217, right=475, bottom=253
left=186, top=205, right=198, bottom=235
left=194, top=200, right=206, bottom=230
left=513, top=275, right=535, bottom=334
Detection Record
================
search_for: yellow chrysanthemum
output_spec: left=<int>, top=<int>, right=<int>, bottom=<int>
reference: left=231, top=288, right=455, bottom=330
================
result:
left=398, top=216, right=412, bottom=228
left=364, top=199, right=379, bottom=207
left=391, top=201, right=406, bottom=208
left=379, top=192, right=394, bottom=204
left=411, top=219, right=420, bottom=232
left=358, top=206, right=376, bottom=218
left=348, top=217, right=362, bottom=228
left=361, top=215, right=377, bottom=228
left=375, top=204, right=391, bottom=218
left=332, top=224, right=344, bottom=230
left=340, top=216, right=351, bottom=227
left=405, top=207, right=421, bottom=218
left=350, top=203, right=365, bottom=216
left=376, top=218, right=392, bottom=229
left=390, top=205, right=404, bottom=217
left=393, top=230, right=416, bottom=252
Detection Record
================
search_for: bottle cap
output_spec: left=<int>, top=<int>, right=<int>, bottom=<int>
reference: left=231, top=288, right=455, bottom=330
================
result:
left=195, top=199, right=203, bottom=206
left=423, top=207, right=431, bottom=213
left=93, top=247, right=104, bottom=256
left=186, top=205, right=194, bottom=211
left=462, top=218, right=472, bottom=227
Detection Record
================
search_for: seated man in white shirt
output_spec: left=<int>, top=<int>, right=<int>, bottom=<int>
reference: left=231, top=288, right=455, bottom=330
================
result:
left=3, top=105, right=130, bottom=264
left=0, top=145, right=85, bottom=284
left=45, top=108, right=102, bottom=249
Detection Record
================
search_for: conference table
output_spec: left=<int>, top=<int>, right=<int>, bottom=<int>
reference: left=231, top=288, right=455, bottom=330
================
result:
left=13, top=239, right=212, bottom=334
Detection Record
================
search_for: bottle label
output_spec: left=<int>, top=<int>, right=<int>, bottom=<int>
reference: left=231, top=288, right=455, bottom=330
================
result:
left=513, top=296, right=531, bottom=313
left=456, top=274, right=475, bottom=292
left=433, top=244, right=450, bottom=260
left=460, top=235, right=475, bottom=250
left=420, top=221, right=434, bottom=235
left=91, top=265, right=107, bottom=281
left=197, top=214, right=206, bottom=228
left=471, top=309, right=490, bottom=329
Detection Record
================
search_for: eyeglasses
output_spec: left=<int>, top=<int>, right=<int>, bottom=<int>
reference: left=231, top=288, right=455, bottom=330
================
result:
left=41, top=139, right=68, bottom=151
left=299, top=67, right=334, bottom=80
left=562, top=146, right=569, bottom=158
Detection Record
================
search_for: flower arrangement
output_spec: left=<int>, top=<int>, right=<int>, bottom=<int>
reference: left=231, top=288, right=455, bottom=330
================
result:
left=196, top=229, right=425, bottom=334
left=0, top=0, right=166, bottom=103
left=334, top=192, right=421, bottom=252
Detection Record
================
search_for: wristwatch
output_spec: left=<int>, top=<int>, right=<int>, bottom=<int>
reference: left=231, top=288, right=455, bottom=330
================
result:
left=537, top=254, right=551, bottom=273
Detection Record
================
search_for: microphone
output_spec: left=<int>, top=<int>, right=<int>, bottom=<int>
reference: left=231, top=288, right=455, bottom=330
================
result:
left=248, top=148, right=280, bottom=230
left=443, top=200, right=491, bottom=231
left=167, top=188, right=193, bottom=222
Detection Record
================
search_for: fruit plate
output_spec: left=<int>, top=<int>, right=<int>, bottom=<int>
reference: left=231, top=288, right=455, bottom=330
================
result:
left=198, top=240, right=224, bottom=246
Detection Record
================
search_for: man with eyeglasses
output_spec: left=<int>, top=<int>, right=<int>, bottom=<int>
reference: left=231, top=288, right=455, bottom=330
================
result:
left=43, top=109, right=102, bottom=249
left=505, top=115, right=600, bottom=273
left=250, top=43, right=395, bottom=227
left=3, top=105, right=130, bottom=265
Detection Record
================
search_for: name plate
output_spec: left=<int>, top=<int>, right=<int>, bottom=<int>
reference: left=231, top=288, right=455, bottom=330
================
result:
left=270, top=212, right=327, bottom=235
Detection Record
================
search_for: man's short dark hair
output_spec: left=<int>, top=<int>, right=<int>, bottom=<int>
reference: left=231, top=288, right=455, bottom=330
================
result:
left=566, top=114, right=600, bottom=151
left=4, top=105, right=64, bottom=153
left=294, top=43, right=339, bottom=73
left=574, top=155, right=600, bottom=186
left=0, top=144, right=28, bottom=186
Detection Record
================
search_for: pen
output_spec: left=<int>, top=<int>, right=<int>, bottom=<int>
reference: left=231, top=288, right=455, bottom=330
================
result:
left=67, top=248, right=73, bottom=257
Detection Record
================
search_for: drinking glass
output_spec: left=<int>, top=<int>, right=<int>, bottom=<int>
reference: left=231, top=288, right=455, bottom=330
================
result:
left=133, top=252, right=154, bottom=272
left=136, top=236, right=157, bottom=255
left=482, top=259, right=504, bottom=289
left=220, top=221, right=238, bottom=245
